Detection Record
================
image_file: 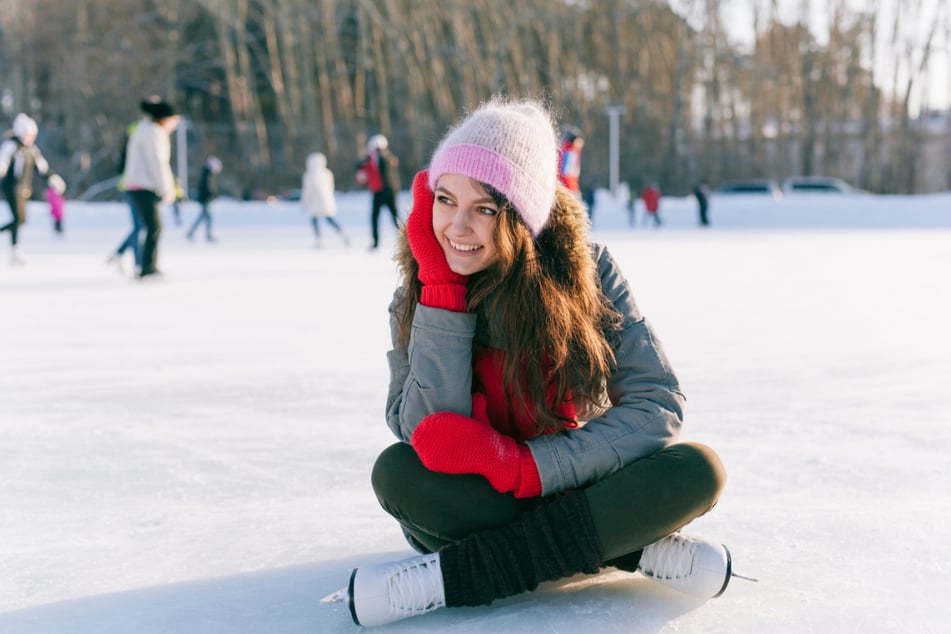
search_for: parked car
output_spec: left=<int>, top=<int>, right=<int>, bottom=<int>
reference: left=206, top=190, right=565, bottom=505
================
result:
left=782, top=176, right=856, bottom=194
left=715, top=179, right=783, bottom=198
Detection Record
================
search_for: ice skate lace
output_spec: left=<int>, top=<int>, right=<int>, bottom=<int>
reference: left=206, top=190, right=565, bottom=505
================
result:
left=639, top=534, right=696, bottom=580
left=387, top=554, right=445, bottom=617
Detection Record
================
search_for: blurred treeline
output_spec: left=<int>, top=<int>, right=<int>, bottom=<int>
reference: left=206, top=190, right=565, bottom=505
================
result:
left=0, top=0, right=947, bottom=198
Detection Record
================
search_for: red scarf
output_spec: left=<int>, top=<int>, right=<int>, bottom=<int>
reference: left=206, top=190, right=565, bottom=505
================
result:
left=472, top=347, right=577, bottom=442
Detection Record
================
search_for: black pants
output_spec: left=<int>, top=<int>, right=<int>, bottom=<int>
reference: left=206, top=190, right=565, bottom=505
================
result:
left=127, top=189, right=163, bottom=276
left=372, top=441, right=725, bottom=563
left=370, top=189, right=399, bottom=248
left=1, top=190, right=27, bottom=246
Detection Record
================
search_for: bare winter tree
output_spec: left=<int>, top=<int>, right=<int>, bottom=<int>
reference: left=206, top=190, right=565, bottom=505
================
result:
left=0, top=0, right=947, bottom=198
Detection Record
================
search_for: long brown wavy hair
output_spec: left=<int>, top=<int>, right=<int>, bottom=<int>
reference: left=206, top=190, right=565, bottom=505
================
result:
left=393, top=182, right=622, bottom=434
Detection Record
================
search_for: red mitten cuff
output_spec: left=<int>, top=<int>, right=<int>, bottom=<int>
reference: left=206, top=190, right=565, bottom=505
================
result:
left=514, top=446, right=542, bottom=498
left=420, top=283, right=468, bottom=312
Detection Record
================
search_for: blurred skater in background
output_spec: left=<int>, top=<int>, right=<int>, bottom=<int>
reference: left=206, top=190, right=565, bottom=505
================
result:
left=302, top=152, right=349, bottom=247
left=694, top=182, right=710, bottom=227
left=1, top=113, right=63, bottom=265
left=558, top=125, right=584, bottom=200
left=46, top=174, right=66, bottom=234
left=355, top=134, right=400, bottom=250
left=121, top=97, right=180, bottom=280
left=640, top=181, right=662, bottom=227
left=186, top=155, right=222, bottom=243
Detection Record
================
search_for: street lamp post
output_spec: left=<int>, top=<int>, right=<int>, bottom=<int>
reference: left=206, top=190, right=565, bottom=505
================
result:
left=176, top=116, right=189, bottom=197
left=604, top=104, right=626, bottom=197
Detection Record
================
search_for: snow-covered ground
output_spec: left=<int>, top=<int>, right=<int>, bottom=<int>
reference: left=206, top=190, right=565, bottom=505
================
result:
left=1, top=190, right=949, bottom=633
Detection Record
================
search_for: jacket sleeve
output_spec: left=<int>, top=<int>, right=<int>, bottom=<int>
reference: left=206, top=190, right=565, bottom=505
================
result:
left=206, top=171, right=218, bottom=199
left=30, top=146, right=50, bottom=176
left=0, top=140, right=16, bottom=176
left=385, top=287, right=477, bottom=441
left=526, top=244, right=685, bottom=495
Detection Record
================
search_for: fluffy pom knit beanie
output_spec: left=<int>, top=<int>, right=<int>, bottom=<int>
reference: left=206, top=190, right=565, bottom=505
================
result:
left=428, top=99, right=559, bottom=237
left=12, top=113, right=38, bottom=140
left=368, top=134, right=389, bottom=152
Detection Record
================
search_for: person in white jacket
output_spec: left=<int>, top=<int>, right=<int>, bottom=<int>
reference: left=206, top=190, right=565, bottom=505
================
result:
left=122, top=98, right=179, bottom=279
left=302, top=152, right=349, bottom=247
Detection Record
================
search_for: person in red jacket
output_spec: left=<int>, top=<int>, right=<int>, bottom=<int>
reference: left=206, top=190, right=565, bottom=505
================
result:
left=355, top=134, right=401, bottom=250
left=641, top=181, right=662, bottom=226
left=323, top=99, right=746, bottom=627
left=557, top=126, right=584, bottom=198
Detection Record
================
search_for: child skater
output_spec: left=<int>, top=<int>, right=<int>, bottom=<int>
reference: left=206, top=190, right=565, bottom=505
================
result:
left=46, top=174, right=66, bottom=234
left=323, top=98, right=750, bottom=627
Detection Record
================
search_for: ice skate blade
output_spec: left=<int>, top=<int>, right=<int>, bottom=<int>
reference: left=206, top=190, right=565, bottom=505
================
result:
left=320, top=587, right=348, bottom=604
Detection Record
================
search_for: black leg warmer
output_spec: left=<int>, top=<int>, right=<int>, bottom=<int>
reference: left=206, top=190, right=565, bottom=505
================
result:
left=439, top=492, right=604, bottom=607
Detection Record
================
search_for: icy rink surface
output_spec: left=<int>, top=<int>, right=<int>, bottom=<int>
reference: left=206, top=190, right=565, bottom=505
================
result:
left=1, top=191, right=950, bottom=632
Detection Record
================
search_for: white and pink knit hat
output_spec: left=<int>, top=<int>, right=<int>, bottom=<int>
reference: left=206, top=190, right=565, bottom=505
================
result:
left=428, top=99, right=559, bottom=237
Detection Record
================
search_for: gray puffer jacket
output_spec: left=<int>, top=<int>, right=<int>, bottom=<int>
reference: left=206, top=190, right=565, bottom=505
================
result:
left=385, top=243, right=685, bottom=495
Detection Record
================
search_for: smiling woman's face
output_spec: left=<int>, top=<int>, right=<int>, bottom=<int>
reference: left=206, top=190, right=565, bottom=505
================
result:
left=432, top=173, right=501, bottom=276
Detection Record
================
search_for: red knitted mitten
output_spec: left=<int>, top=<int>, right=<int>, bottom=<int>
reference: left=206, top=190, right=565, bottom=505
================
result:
left=406, top=170, right=468, bottom=311
left=411, top=405, right=542, bottom=498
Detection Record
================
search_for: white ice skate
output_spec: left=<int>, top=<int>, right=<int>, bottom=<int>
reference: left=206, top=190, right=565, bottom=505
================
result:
left=106, top=253, right=127, bottom=275
left=637, top=532, right=752, bottom=598
left=322, top=552, right=446, bottom=627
